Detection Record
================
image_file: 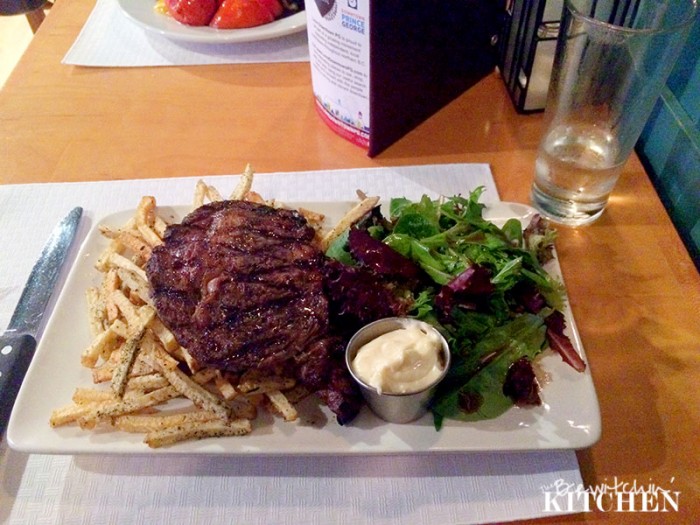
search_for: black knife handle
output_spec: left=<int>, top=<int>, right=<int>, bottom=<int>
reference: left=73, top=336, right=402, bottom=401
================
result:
left=0, top=333, right=36, bottom=435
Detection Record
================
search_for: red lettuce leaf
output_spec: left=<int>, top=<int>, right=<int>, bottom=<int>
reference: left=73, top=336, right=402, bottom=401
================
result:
left=323, top=259, right=411, bottom=335
left=348, top=228, right=421, bottom=281
left=434, top=264, right=494, bottom=317
left=512, top=282, right=547, bottom=314
left=544, top=310, right=586, bottom=372
left=503, top=357, right=542, bottom=406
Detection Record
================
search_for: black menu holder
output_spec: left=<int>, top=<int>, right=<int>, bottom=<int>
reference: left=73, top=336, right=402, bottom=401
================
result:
left=307, top=0, right=504, bottom=157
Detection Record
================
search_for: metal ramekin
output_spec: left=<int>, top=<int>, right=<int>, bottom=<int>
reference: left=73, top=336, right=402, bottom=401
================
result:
left=345, top=317, right=451, bottom=424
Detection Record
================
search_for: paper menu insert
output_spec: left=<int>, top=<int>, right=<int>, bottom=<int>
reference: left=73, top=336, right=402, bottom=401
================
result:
left=308, top=0, right=371, bottom=151
left=306, top=0, right=504, bottom=157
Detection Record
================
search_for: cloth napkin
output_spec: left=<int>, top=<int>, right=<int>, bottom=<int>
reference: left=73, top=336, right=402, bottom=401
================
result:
left=62, top=0, right=310, bottom=67
left=0, top=165, right=585, bottom=524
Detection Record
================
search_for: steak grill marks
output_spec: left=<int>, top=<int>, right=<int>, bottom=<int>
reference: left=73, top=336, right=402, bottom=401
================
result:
left=146, top=200, right=362, bottom=423
left=148, top=200, right=327, bottom=372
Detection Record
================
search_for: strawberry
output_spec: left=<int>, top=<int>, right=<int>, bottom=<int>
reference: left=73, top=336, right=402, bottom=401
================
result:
left=256, top=0, right=284, bottom=18
left=166, top=0, right=218, bottom=26
left=209, top=0, right=276, bottom=28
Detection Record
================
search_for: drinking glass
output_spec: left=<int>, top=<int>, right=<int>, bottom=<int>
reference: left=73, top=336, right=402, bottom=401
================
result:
left=531, top=0, right=698, bottom=226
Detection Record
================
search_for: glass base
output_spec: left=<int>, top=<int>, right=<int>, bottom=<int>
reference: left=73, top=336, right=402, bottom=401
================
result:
left=530, top=184, right=607, bottom=227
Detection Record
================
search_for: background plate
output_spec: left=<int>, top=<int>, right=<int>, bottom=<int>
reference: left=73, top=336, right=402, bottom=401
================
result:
left=117, top=0, right=306, bottom=44
left=8, top=201, right=601, bottom=455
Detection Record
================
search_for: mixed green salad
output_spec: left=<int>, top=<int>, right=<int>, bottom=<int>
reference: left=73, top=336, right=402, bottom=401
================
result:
left=325, top=188, right=586, bottom=429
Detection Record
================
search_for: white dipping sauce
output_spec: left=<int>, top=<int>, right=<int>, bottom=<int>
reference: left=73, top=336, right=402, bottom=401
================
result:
left=351, top=321, right=446, bottom=395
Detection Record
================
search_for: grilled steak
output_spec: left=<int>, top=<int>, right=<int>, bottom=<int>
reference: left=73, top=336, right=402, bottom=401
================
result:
left=147, top=200, right=362, bottom=424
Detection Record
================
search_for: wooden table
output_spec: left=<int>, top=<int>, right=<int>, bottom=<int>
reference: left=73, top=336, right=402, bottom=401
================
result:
left=2, top=1, right=699, bottom=523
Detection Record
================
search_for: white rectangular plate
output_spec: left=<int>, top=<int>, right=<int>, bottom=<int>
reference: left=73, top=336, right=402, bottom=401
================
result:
left=8, top=201, right=601, bottom=455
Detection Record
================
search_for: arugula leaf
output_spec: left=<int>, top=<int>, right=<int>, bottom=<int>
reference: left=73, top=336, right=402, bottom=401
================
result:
left=383, top=233, right=454, bottom=285
left=391, top=196, right=442, bottom=239
left=325, top=229, right=355, bottom=266
left=410, top=289, right=437, bottom=320
left=501, top=218, right=524, bottom=246
left=389, top=197, right=413, bottom=218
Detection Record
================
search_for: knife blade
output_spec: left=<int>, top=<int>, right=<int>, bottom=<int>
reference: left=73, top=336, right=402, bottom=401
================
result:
left=0, top=207, right=83, bottom=434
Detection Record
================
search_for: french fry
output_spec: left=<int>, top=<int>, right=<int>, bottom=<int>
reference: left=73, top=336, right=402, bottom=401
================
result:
left=114, top=411, right=221, bottom=434
left=172, top=345, right=200, bottom=373
left=109, top=289, right=141, bottom=328
left=80, top=323, right=121, bottom=368
left=76, top=386, right=181, bottom=429
left=102, top=252, right=148, bottom=282
left=137, top=223, right=162, bottom=248
left=149, top=318, right=180, bottom=352
left=229, top=164, right=254, bottom=200
left=264, top=390, right=298, bottom=422
left=72, top=387, right=118, bottom=405
left=213, top=371, right=238, bottom=401
left=116, top=268, right=152, bottom=307
left=111, top=318, right=152, bottom=398
left=92, top=362, right=115, bottom=384
left=86, top=287, right=106, bottom=337
left=144, top=418, right=252, bottom=448
left=99, top=226, right=152, bottom=263
left=108, top=319, right=129, bottom=340
left=124, top=373, right=170, bottom=393
left=206, top=184, right=224, bottom=202
left=91, top=347, right=157, bottom=383
left=101, top=268, right=121, bottom=322
left=153, top=216, right=169, bottom=238
left=95, top=247, right=116, bottom=273
left=193, top=180, right=208, bottom=208
left=193, top=178, right=226, bottom=208
left=237, top=370, right=296, bottom=394
left=141, top=333, right=179, bottom=370
left=319, top=195, right=380, bottom=251
left=190, top=368, right=219, bottom=385
left=72, top=384, right=164, bottom=405
left=135, top=196, right=157, bottom=228
left=50, top=385, right=179, bottom=428
left=145, top=344, right=231, bottom=421
left=243, top=190, right=267, bottom=204
left=50, top=403, right=99, bottom=427
left=298, top=207, right=325, bottom=229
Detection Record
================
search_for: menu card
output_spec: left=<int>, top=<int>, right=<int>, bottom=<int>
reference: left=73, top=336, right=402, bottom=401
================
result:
left=306, top=0, right=503, bottom=156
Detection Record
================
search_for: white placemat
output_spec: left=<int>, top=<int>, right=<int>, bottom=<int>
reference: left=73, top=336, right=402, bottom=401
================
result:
left=0, top=164, right=585, bottom=524
left=62, top=0, right=310, bottom=67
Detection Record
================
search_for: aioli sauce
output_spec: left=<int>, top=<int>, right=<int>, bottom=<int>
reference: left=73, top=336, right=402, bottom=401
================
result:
left=351, top=321, right=446, bottom=395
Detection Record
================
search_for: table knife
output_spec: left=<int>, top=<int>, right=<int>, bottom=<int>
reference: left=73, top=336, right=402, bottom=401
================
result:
left=0, top=207, right=83, bottom=434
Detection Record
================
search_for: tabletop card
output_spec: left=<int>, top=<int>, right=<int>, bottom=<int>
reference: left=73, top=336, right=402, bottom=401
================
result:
left=307, top=0, right=503, bottom=156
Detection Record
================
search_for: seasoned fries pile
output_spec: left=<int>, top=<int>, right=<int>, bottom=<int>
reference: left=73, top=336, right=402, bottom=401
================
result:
left=50, top=165, right=380, bottom=448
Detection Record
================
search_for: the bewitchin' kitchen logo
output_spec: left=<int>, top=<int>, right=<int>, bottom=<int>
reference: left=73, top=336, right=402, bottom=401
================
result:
left=541, top=477, right=681, bottom=514
left=315, top=0, right=337, bottom=19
